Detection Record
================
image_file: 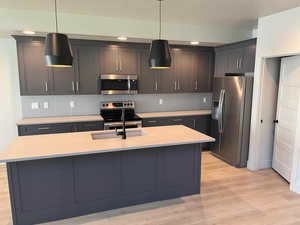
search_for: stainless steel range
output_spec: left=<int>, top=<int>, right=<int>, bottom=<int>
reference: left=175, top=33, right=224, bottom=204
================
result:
left=100, top=101, right=142, bottom=130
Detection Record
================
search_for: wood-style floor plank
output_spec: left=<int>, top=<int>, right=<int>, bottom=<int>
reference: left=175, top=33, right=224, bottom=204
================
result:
left=0, top=152, right=298, bottom=225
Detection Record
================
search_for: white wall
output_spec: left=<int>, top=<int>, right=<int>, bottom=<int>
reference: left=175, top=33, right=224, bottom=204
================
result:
left=248, top=6, right=300, bottom=171
left=0, top=38, right=21, bottom=152
left=0, top=8, right=252, bottom=44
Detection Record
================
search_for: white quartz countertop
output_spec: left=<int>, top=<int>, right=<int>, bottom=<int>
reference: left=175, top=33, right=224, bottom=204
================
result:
left=17, top=115, right=104, bottom=125
left=137, top=110, right=212, bottom=118
left=0, top=125, right=215, bottom=163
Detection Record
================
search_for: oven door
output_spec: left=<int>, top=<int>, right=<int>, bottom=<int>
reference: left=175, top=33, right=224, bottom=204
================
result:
left=100, top=74, right=138, bottom=95
left=104, top=121, right=142, bottom=130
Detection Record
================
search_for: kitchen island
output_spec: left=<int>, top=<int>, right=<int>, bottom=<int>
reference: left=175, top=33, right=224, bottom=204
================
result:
left=0, top=125, right=214, bottom=225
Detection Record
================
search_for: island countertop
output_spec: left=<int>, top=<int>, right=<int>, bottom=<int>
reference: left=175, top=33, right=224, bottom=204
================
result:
left=0, top=125, right=215, bottom=163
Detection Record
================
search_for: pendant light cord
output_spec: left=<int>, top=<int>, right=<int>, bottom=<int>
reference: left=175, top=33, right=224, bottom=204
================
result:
left=54, top=0, right=58, bottom=32
left=159, top=0, right=162, bottom=39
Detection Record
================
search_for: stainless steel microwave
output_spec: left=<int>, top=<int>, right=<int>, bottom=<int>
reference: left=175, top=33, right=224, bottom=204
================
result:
left=99, top=74, right=138, bottom=95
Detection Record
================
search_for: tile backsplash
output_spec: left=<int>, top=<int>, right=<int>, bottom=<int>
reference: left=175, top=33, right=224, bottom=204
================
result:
left=21, top=93, right=212, bottom=118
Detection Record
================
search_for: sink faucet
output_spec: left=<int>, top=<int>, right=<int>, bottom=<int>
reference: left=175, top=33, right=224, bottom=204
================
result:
left=116, top=108, right=126, bottom=139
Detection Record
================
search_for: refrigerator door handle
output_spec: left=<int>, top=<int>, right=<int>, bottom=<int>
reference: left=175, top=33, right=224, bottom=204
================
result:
left=218, top=89, right=225, bottom=133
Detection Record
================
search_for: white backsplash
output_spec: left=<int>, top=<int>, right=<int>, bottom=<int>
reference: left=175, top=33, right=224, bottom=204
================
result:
left=21, top=93, right=212, bottom=118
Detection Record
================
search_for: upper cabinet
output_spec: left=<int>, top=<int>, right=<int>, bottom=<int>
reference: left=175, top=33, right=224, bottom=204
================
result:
left=99, top=46, right=139, bottom=75
left=15, top=36, right=215, bottom=96
left=17, top=38, right=51, bottom=95
left=214, top=39, right=257, bottom=76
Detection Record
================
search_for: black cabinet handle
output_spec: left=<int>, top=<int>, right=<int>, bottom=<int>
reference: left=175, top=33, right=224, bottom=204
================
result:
left=274, top=120, right=279, bottom=123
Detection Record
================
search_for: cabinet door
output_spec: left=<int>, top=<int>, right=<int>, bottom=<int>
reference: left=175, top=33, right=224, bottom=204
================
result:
left=99, top=46, right=118, bottom=74
left=241, top=44, right=256, bottom=73
left=139, top=50, right=158, bottom=93
left=174, top=50, right=194, bottom=93
left=194, top=51, right=213, bottom=92
left=157, top=50, right=176, bottom=93
left=50, top=47, right=78, bottom=95
left=17, top=41, right=51, bottom=95
left=76, top=46, right=100, bottom=94
left=214, top=51, right=227, bottom=77
left=226, top=48, right=243, bottom=73
left=118, top=48, right=139, bottom=75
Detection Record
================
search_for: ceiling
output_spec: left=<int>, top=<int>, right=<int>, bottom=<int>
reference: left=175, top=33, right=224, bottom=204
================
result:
left=2, top=0, right=300, bottom=30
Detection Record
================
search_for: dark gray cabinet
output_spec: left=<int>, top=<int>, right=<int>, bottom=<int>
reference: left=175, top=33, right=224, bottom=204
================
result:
left=139, top=50, right=159, bottom=93
left=142, top=115, right=211, bottom=149
left=76, top=45, right=100, bottom=94
left=194, top=51, right=214, bottom=92
left=15, top=36, right=214, bottom=96
left=99, top=46, right=139, bottom=75
left=18, top=121, right=104, bottom=136
left=17, top=39, right=51, bottom=95
left=214, top=39, right=256, bottom=76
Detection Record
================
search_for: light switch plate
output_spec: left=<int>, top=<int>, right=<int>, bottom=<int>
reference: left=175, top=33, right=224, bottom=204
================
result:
left=31, top=102, right=39, bottom=109
left=70, top=101, right=75, bottom=108
left=159, top=99, right=163, bottom=105
left=203, top=97, right=207, bottom=103
left=43, top=102, right=49, bottom=109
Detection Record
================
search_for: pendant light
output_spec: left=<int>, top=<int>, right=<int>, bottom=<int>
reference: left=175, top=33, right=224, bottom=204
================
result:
left=149, top=0, right=171, bottom=69
left=45, top=0, right=73, bottom=67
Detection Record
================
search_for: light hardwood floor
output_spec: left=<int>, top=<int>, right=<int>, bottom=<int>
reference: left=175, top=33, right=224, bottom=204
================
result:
left=1, top=152, right=300, bottom=225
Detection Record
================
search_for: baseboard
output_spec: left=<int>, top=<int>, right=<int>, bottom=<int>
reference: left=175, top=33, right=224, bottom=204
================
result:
left=247, top=159, right=272, bottom=171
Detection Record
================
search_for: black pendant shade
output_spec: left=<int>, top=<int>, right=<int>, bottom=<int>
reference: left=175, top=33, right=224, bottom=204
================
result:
left=149, top=39, right=171, bottom=69
left=45, top=33, right=73, bottom=67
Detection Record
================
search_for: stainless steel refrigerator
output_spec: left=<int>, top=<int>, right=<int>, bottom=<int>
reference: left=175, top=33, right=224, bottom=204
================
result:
left=211, top=76, right=253, bottom=168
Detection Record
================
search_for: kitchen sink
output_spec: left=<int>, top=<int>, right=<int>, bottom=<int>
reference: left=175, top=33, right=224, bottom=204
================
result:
left=91, top=129, right=147, bottom=140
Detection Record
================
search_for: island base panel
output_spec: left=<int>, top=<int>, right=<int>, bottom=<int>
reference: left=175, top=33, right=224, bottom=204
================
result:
left=7, top=144, right=202, bottom=225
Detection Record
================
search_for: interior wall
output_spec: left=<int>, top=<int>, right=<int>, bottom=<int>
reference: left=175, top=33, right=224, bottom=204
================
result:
left=0, top=8, right=252, bottom=44
left=248, top=6, right=300, bottom=171
left=0, top=37, right=21, bottom=152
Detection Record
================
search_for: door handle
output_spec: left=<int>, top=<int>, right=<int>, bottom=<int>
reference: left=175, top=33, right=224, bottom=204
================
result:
left=44, top=81, right=48, bottom=93
left=218, top=89, right=225, bottom=133
left=178, top=80, right=180, bottom=90
left=174, top=80, right=177, bottom=90
left=72, top=81, right=75, bottom=93
left=76, top=81, right=79, bottom=93
left=173, top=119, right=182, bottom=122
left=195, top=80, right=198, bottom=90
left=155, top=81, right=158, bottom=91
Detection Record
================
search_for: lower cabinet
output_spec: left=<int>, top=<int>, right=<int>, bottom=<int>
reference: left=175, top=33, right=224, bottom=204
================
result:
left=142, top=115, right=211, bottom=149
left=18, top=121, right=104, bottom=136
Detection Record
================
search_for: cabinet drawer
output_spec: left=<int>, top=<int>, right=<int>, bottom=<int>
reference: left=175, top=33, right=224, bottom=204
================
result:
left=18, top=123, right=75, bottom=136
left=76, top=121, right=104, bottom=132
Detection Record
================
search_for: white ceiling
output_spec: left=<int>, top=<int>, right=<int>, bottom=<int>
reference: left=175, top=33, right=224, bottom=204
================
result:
left=2, top=0, right=300, bottom=30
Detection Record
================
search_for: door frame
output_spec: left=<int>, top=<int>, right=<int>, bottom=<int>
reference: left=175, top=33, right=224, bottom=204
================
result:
left=248, top=55, right=300, bottom=194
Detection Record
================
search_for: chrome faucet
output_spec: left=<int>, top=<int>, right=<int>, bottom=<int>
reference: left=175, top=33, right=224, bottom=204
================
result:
left=116, top=108, right=126, bottom=139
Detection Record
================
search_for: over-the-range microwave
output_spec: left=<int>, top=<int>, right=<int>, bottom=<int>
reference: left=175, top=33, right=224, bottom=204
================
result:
left=99, top=74, right=138, bottom=95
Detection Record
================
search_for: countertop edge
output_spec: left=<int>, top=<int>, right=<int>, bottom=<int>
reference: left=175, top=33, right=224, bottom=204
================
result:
left=17, top=116, right=104, bottom=126
left=0, top=138, right=215, bottom=163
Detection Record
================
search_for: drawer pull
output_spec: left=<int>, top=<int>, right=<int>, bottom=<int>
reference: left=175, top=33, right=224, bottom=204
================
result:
left=38, top=127, right=50, bottom=130
left=148, top=120, right=157, bottom=123
left=173, top=119, right=182, bottom=122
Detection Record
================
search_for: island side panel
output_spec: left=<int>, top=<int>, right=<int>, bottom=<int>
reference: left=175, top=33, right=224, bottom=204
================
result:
left=6, top=144, right=202, bottom=225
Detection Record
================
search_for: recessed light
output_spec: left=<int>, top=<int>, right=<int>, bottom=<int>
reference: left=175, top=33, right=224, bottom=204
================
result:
left=117, top=36, right=128, bottom=41
left=22, top=30, right=36, bottom=35
left=190, top=41, right=199, bottom=45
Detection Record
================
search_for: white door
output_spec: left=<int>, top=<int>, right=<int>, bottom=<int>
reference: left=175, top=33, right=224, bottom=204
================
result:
left=272, top=56, right=300, bottom=182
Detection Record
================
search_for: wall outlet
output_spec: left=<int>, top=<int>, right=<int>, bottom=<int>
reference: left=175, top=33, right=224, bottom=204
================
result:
left=203, top=97, right=207, bottom=103
left=159, top=98, right=163, bottom=105
left=70, top=101, right=75, bottom=108
left=43, top=102, right=49, bottom=109
left=31, top=102, right=39, bottom=109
